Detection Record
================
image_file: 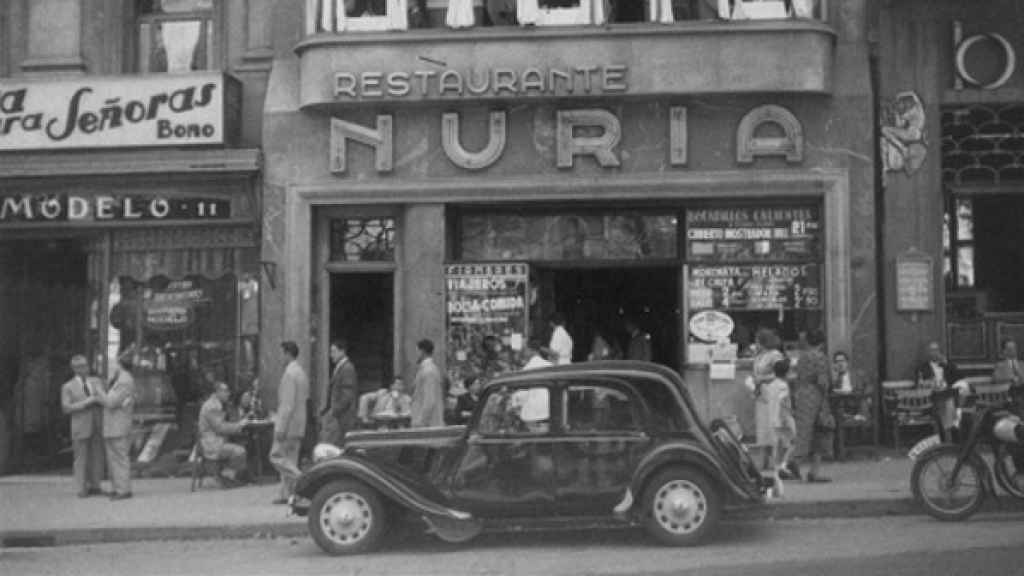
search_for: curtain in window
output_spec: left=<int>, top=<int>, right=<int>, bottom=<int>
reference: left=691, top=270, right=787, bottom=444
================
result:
left=517, top=0, right=539, bottom=25
left=446, top=0, right=476, bottom=27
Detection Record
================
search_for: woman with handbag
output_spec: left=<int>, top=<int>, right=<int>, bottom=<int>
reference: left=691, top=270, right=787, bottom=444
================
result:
left=790, top=329, right=834, bottom=483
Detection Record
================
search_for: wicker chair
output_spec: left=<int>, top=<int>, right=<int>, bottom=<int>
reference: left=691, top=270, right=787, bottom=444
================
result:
left=882, top=380, right=937, bottom=449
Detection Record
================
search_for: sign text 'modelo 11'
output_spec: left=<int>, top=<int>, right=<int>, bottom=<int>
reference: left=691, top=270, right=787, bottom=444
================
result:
left=0, top=72, right=232, bottom=151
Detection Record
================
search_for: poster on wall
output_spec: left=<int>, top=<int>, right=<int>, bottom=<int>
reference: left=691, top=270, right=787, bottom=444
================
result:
left=446, top=263, right=529, bottom=390
left=688, top=263, right=822, bottom=311
left=686, top=205, right=821, bottom=261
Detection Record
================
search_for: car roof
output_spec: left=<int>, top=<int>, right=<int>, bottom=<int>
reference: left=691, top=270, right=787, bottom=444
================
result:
left=482, top=360, right=694, bottom=407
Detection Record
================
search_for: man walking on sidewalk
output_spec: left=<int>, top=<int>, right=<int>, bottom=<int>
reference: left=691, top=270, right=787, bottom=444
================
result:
left=270, top=341, right=309, bottom=505
left=100, top=353, right=136, bottom=500
left=61, top=355, right=106, bottom=498
left=319, top=339, right=358, bottom=447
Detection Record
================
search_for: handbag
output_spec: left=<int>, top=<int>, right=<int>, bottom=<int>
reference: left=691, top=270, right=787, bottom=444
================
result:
left=815, top=400, right=836, bottom=431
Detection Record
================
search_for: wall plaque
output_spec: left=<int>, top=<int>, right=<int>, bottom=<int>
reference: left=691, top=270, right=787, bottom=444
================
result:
left=895, top=252, right=934, bottom=312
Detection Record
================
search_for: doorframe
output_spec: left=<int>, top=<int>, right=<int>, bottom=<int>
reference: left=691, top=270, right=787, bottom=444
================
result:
left=313, top=207, right=401, bottom=410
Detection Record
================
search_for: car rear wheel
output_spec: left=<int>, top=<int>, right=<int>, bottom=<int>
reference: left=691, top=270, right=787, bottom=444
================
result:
left=643, top=467, right=721, bottom=546
left=308, top=479, right=387, bottom=555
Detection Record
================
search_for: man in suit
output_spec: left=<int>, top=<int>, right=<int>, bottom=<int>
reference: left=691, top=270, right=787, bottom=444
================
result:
left=625, top=316, right=652, bottom=362
left=61, top=355, right=106, bottom=498
left=199, top=381, right=249, bottom=485
left=917, top=340, right=960, bottom=389
left=992, top=339, right=1024, bottom=386
left=320, top=339, right=359, bottom=446
left=270, top=341, right=309, bottom=505
left=99, top=353, right=136, bottom=500
left=410, top=339, right=445, bottom=428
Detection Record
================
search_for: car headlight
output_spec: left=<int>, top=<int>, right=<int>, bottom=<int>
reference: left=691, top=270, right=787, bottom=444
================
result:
left=312, top=442, right=343, bottom=463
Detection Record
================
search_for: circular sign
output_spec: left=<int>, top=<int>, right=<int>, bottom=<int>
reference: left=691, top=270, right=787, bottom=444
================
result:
left=956, top=32, right=1016, bottom=90
left=689, top=310, right=735, bottom=343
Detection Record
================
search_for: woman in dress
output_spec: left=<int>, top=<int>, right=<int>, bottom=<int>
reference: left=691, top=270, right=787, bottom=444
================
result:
left=791, top=329, right=834, bottom=482
left=747, top=328, right=784, bottom=470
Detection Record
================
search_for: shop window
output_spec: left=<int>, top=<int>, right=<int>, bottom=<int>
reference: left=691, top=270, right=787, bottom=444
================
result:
left=313, top=0, right=410, bottom=32
left=329, top=218, right=396, bottom=262
left=684, top=204, right=823, bottom=360
left=137, top=0, right=217, bottom=73
left=564, top=385, right=639, bottom=432
left=459, top=211, right=677, bottom=261
left=478, top=385, right=550, bottom=435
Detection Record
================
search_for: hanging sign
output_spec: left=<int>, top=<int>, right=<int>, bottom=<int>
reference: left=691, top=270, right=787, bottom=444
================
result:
left=689, top=310, right=736, bottom=342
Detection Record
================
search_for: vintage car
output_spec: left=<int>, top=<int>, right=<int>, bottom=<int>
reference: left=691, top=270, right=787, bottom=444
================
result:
left=290, top=361, right=770, bottom=555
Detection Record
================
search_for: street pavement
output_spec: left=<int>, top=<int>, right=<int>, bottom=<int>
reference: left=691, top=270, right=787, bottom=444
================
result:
left=3, top=515, right=1023, bottom=575
left=2, top=452, right=1023, bottom=548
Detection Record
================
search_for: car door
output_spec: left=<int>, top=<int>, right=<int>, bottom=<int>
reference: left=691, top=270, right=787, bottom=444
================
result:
left=552, top=378, right=652, bottom=516
left=449, top=382, right=556, bottom=517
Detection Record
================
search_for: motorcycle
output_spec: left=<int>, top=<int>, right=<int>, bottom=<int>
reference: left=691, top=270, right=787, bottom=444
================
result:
left=909, top=385, right=1024, bottom=521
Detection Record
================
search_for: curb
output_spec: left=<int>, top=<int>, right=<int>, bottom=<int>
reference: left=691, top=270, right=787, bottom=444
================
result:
left=4, top=497, right=1024, bottom=548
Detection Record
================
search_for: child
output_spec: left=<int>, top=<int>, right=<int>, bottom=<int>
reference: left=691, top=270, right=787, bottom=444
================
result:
left=764, top=358, right=798, bottom=495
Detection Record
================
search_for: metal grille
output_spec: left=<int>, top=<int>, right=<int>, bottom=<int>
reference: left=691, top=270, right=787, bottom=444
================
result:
left=329, top=218, right=396, bottom=262
left=942, top=104, right=1024, bottom=185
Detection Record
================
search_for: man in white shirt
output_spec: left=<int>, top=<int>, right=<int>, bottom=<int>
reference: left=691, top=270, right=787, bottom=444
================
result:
left=522, top=340, right=554, bottom=371
left=546, top=313, right=573, bottom=366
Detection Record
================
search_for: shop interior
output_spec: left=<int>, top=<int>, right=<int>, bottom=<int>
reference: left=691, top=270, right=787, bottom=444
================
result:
left=535, top=267, right=680, bottom=366
left=0, top=238, right=92, bottom=473
left=329, top=272, right=394, bottom=394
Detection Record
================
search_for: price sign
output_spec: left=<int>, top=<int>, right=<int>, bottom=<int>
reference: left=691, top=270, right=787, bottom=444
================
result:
left=686, top=205, right=821, bottom=262
left=688, top=264, right=822, bottom=311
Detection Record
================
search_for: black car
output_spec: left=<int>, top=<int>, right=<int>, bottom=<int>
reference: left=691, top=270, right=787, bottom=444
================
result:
left=290, top=361, right=770, bottom=555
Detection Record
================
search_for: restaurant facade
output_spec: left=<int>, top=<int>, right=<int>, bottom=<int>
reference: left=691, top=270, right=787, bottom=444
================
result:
left=261, top=0, right=878, bottom=432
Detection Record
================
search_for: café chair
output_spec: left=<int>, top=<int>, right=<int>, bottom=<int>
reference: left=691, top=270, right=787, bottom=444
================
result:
left=882, top=380, right=935, bottom=449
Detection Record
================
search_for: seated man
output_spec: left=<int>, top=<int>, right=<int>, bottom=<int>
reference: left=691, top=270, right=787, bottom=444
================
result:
left=372, top=377, right=413, bottom=427
left=198, top=382, right=249, bottom=486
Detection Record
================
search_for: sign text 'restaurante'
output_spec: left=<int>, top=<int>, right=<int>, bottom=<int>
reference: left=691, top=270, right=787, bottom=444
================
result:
left=335, top=65, right=629, bottom=100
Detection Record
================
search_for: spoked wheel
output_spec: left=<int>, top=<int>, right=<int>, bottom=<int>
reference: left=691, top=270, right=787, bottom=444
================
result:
left=993, top=443, right=1024, bottom=499
left=643, top=467, right=721, bottom=546
left=308, top=480, right=387, bottom=555
left=910, top=444, right=986, bottom=521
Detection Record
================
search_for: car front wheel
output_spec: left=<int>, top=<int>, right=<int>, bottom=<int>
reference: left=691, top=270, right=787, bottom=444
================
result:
left=308, top=479, right=387, bottom=555
left=643, top=467, right=721, bottom=546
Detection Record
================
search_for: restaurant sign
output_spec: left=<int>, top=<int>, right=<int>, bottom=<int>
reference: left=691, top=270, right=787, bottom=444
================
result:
left=0, top=193, right=231, bottom=224
left=0, top=72, right=237, bottom=150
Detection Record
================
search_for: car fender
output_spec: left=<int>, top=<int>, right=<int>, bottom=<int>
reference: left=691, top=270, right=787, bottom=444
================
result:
left=631, top=443, right=758, bottom=505
left=294, top=455, right=472, bottom=521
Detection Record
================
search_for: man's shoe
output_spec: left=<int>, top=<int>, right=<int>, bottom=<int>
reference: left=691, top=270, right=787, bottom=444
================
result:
left=805, top=474, right=832, bottom=483
left=87, top=487, right=107, bottom=497
left=271, top=497, right=289, bottom=505
left=110, top=492, right=133, bottom=501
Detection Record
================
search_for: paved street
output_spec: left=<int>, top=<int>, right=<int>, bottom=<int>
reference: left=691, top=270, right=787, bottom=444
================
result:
left=3, top=514, right=1023, bottom=576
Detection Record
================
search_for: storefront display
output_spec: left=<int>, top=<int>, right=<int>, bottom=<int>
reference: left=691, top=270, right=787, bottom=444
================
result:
left=446, top=263, right=529, bottom=389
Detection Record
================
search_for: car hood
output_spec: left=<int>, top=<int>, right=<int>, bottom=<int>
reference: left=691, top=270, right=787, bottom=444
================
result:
left=343, top=425, right=467, bottom=450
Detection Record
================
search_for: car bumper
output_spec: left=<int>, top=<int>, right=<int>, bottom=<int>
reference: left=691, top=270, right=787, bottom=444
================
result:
left=288, top=494, right=311, bottom=517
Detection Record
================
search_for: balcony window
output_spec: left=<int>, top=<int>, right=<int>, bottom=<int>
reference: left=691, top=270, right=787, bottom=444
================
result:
left=137, top=0, right=216, bottom=73
left=311, top=0, right=409, bottom=32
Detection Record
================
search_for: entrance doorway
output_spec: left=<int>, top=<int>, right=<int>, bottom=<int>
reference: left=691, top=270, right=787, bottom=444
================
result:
left=329, top=273, right=394, bottom=394
left=0, top=239, right=91, bottom=473
left=537, top=267, right=680, bottom=366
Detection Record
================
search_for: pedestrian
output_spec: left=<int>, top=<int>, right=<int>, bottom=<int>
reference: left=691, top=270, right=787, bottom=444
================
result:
left=746, top=328, right=784, bottom=470
left=198, top=381, right=249, bottom=486
left=410, top=339, right=445, bottom=428
left=624, top=316, right=652, bottom=362
left=791, top=329, right=834, bottom=483
left=61, top=354, right=106, bottom=498
left=764, top=358, right=797, bottom=489
left=269, top=341, right=309, bottom=505
left=99, top=353, right=136, bottom=501
left=319, top=339, right=358, bottom=447
left=546, top=312, right=573, bottom=365
left=587, top=328, right=620, bottom=361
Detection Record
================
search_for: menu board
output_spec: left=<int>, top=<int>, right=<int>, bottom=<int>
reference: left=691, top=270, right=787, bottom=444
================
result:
left=896, top=253, right=933, bottom=312
left=446, top=263, right=529, bottom=388
left=688, top=264, right=822, bottom=311
left=686, top=206, right=821, bottom=261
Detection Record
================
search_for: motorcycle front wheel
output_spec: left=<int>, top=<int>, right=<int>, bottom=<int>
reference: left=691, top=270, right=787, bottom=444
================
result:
left=910, top=444, right=986, bottom=521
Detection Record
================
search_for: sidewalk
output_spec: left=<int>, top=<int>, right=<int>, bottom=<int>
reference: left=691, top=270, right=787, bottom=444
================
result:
left=1, top=453, right=1020, bottom=547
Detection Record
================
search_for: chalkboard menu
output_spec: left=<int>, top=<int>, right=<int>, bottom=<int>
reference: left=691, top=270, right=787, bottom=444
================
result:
left=688, top=264, right=822, bottom=311
left=686, top=206, right=821, bottom=261
left=895, top=253, right=933, bottom=312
